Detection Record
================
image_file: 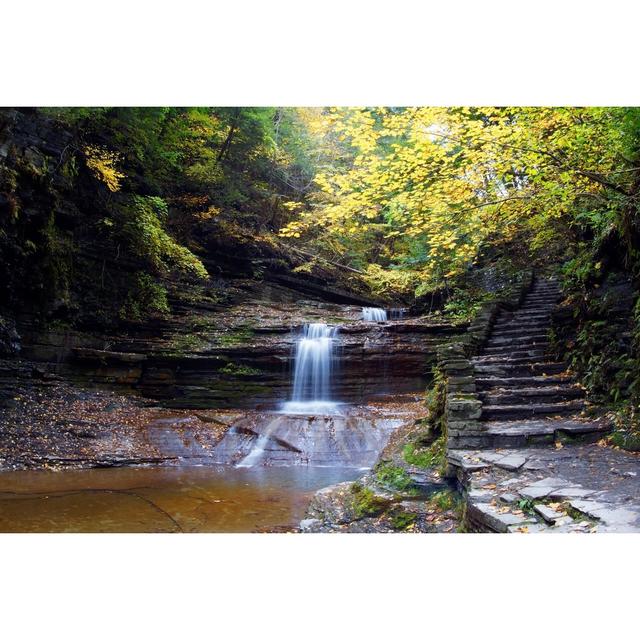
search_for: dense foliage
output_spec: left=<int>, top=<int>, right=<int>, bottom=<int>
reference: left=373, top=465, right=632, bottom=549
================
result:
left=0, top=107, right=333, bottom=325
left=280, top=107, right=640, bottom=296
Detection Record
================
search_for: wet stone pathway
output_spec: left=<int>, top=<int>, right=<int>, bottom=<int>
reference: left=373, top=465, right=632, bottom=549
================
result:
left=449, top=444, right=640, bottom=532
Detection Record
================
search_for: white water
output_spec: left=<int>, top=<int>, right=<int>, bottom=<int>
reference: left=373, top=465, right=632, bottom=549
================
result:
left=280, top=323, right=340, bottom=415
left=362, top=307, right=387, bottom=322
left=239, top=323, right=340, bottom=466
left=236, top=433, right=270, bottom=467
left=236, top=428, right=273, bottom=467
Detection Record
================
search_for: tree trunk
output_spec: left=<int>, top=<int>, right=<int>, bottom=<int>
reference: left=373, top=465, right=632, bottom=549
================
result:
left=217, top=108, right=241, bottom=162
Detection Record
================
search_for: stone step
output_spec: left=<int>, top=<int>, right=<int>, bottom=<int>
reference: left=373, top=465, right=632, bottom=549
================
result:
left=482, top=345, right=547, bottom=357
left=495, top=314, right=552, bottom=323
left=473, top=352, right=557, bottom=363
left=504, top=306, right=553, bottom=313
left=486, top=333, right=549, bottom=346
left=506, top=308, right=554, bottom=317
left=486, top=333, right=549, bottom=349
left=481, top=417, right=611, bottom=448
left=524, top=292, right=560, bottom=302
left=492, top=321, right=551, bottom=332
left=518, top=304, right=556, bottom=314
left=521, top=302, right=558, bottom=308
left=492, top=318, right=550, bottom=327
left=481, top=400, right=585, bottom=421
left=498, top=313, right=553, bottom=322
left=476, top=374, right=576, bottom=389
left=478, top=386, right=585, bottom=405
left=490, top=327, right=550, bottom=338
left=474, top=362, right=568, bottom=376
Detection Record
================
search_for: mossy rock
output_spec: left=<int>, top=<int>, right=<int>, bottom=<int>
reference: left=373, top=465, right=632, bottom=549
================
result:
left=350, top=483, right=390, bottom=519
left=374, top=461, right=416, bottom=494
left=403, top=434, right=445, bottom=470
left=387, top=507, right=418, bottom=531
left=219, top=362, right=262, bottom=377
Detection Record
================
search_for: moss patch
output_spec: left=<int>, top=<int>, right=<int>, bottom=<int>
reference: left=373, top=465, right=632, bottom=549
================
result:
left=428, top=489, right=457, bottom=512
left=610, top=429, right=640, bottom=452
left=375, top=461, right=416, bottom=494
left=219, top=362, right=262, bottom=377
left=388, top=508, right=418, bottom=531
left=350, top=483, right=388, bottom=519
left=403, top=434, right=445, bottom=470
left=167, top=332, right=210, bottom=354
left=217, top=324, right=256, bottom=346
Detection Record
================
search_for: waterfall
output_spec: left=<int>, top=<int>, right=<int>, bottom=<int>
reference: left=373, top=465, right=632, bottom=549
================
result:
left=281, top=323, right=340, bottom=415
left=362, top=307, right=387, bottom=322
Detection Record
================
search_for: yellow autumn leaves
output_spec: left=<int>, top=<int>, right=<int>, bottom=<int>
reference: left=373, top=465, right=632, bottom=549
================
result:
left=84, top=145, right=125, bottom=192
left=279, top=106, right=627, bottom=294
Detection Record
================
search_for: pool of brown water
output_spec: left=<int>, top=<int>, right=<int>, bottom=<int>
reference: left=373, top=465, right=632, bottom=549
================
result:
left=0, top=465, right=362, bottom=533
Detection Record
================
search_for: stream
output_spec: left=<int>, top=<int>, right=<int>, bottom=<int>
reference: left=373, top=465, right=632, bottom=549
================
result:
left=0, top=466, right=362, bottom=533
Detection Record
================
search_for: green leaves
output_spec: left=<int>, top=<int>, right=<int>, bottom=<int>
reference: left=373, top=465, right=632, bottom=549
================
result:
left=117, top=195, right=209, bottom=279
left=279, top=106, right=640, bottom=298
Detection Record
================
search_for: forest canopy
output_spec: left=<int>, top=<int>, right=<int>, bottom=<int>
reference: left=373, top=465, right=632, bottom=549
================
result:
left=1, top=106, right=639, bottom=326
left=279, top=107, right=640, bottom=296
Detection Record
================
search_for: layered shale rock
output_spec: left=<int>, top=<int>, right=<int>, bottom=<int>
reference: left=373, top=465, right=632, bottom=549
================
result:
left=14, top=294, right=464, bottom=409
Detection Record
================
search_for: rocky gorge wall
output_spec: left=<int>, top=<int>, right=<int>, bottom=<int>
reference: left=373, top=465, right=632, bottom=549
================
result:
left=14, top=311, right=463, bottom=409
left=7, top=277, right=465, bottom=410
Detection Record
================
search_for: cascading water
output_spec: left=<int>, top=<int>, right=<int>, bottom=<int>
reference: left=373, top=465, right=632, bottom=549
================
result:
left=233, top=322, right=340, bottom=467
left=280, top=322, right=340, bottom=415
left=362, top=307, right=387, bottom=322
left=390, top=308, right=407, bottom=320
left=235, top=423, right=276, bottom=467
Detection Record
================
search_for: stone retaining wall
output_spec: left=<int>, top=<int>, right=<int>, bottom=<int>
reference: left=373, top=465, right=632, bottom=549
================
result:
left=438, top=270, right=534, bottom=451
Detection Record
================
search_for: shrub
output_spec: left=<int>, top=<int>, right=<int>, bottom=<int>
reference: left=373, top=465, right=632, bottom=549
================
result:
left=120, top=272, right=170, bottom=321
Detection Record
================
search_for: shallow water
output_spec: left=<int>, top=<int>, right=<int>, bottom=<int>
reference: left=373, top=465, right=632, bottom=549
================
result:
left=0, top=465, right=362, bottom=533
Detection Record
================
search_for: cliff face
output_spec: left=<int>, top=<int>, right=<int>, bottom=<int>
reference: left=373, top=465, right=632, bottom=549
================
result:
left=14, top=287, right=464, bottom=408
left=0, top=108, right=420, bottom=405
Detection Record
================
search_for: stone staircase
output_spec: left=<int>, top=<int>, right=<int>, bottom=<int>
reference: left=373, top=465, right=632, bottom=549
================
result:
left=471, top=276, right=610, bottom=447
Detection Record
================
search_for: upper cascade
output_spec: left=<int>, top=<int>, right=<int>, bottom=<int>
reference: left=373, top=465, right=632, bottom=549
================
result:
left=362, top=307, right=387, bottom=322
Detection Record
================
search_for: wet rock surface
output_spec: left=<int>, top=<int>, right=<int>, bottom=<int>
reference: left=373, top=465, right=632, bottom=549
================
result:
left=210, top=407, right=408, bottom=468
left=0, top=371, right=422, bottom=473
left=0, top=376, right=233, bottom=470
